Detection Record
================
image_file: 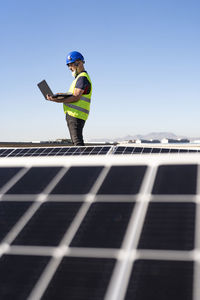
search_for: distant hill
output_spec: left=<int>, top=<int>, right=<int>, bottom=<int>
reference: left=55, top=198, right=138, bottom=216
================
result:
left=88, top=132, right=192, bottom=143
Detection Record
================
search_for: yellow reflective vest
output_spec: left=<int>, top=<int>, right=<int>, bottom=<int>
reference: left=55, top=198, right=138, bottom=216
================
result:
left=63, top=71, right=92, bottom=121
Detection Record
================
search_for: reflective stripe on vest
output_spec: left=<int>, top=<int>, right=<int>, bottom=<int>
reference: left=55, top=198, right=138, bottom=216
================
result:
left=63, top=72, right=92, bottom=121
left=80, top=95, right=91, bottom=103
left=66, top=104, right=89, bottom=114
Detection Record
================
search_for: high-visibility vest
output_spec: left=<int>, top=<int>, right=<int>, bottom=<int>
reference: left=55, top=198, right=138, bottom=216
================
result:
left=63, top=71, right=92, bottom=121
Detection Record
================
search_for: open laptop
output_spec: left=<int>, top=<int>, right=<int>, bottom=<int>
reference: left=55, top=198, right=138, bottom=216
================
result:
left=37, top=80, right=72, bottom=100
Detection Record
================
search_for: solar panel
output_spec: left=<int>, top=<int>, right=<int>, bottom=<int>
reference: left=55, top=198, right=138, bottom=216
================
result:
left=0, top=154, right=199, bottom=300
left=113, top=145, right=200, bottom=155
left=0, top=145, right=200, bottom=158
left=0, top=146, right=112, bottom=158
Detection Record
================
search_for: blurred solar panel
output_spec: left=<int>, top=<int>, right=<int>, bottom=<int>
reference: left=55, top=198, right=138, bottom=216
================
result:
left=0, top=154, right=199, bottom=299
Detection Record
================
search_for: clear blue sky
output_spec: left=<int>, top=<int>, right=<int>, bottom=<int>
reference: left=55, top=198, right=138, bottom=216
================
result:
left=1, top=0, right=200, bottom=141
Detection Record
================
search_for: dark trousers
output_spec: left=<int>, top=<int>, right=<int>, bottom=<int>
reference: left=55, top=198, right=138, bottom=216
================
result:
left=66, top=113, right=85, bottom=146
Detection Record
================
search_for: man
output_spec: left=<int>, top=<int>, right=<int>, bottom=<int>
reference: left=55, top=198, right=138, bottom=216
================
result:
left=47, top=51, right=92, bottom=146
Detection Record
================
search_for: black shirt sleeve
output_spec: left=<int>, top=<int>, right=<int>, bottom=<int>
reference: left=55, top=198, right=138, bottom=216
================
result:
left=75, top=76, right=91, bottom=94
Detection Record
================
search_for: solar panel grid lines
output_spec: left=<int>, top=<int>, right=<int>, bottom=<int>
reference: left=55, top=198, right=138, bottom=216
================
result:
left=0, top=148, right=14, bottom=157
left=104, top=164, right=158, bottom=300
left=52, top=167, right=116, bottom=249
left=38, top=168, right=68, bottom=196
left=0, top=155, right=200, bottom=299
left=123, top=159, right=199, bottom=300
left=0, top=168, right=71, bottom=249
left=27, top=201, right=119, bottom=300
left=27, top=252, right=66, bottom=300
left=15, top=165, right=118, bottom=300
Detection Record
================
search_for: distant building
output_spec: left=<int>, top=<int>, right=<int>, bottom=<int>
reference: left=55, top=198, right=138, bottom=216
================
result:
left=161, top=138, right=190, bottom=144
left=168, top=138, right=190, bottom=143
left=56, top=139, right=71, bottom=144
left=161, top=138, right=169, bottom=144
left=135, top=139, right=142, bottom=144
left=140, top=139, right=160, bottom=144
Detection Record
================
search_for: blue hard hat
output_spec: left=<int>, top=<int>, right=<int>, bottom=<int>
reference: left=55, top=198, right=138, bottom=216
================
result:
left=66, top=51, right=85, bottom=65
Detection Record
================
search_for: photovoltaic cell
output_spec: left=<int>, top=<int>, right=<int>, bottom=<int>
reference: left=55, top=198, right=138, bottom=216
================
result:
left=138, top=202, right=195, bottom=250
left=0, top=255, right=50, bottom=300
left=51, top=166, right=103, bottom=194
left=12, top=202, right=82, bottom=246
left=6, top=167, right=61, bottom=194
left=125, top=260, right=193, bottom=300
left=70, top=202, right=135, bottom=248
left=152, top=164, right=197, bottom=194
left=42, top=257, right=116, bottom=300
left=97, top=165, right=147, bottom=194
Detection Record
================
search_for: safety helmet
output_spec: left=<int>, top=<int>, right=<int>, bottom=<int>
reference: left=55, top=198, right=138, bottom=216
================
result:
left=66, top=51, right=85, bottom=65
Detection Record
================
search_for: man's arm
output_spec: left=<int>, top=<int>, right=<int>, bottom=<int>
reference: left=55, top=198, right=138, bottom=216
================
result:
left=46, top=88, right=84, bottom=103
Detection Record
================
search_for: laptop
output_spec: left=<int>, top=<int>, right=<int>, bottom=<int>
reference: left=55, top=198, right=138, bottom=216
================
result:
left=37, top=80, right=72, bottom=100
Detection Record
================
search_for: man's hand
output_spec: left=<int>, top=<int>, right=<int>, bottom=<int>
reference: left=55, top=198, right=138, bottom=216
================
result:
left=46, top=89, right=84, bottom=103
left=46, top=94, right=54, bottom=101
left=46, top=93, right=65, bottom=101
left=46, top=94, right=66, bottom=103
